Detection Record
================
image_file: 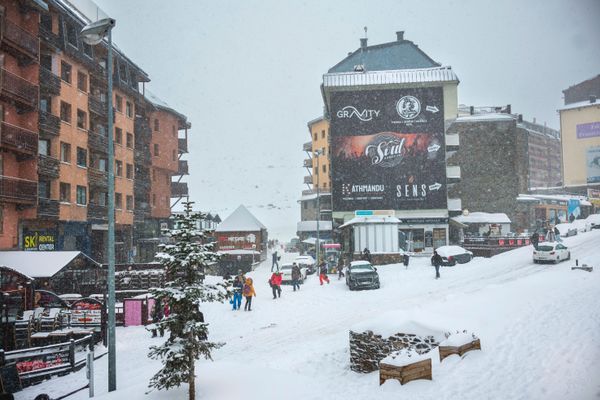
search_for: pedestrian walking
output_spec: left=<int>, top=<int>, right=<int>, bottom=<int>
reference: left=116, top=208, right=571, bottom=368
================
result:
left=231, top=272, right=244, bottom=310
left=362, top=248, right=372, bottom=262
left=269, top=271, right=282, bottom=299
left=530, top=231, right=539, bottom=250
left=431, top=250, right=443, bottom=279
left=243, top=277, right=256, bottom=311
left=291, top=263, right=302, bottom=291
left=150, top=300, right=163, bottom=337
left=319, top=260, right=330, bottom=285
left=403, top=253, right=410, bottom=269
left=272, top=250, right=279, bottom=272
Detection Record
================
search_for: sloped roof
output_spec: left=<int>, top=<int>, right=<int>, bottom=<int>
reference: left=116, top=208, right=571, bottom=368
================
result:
left=0, top=251, right=99, bottom=278
left=215, top=205, right=266, bottom=232
left=452, top=212, right=511, bottom=225
left=144, top=89, right=189, bottom=123
left=328, top=38, right=439, bottom=74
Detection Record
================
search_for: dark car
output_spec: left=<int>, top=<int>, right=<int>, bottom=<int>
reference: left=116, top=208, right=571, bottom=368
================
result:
left=346, top=261, right=380, bottom=291
left=431, top=245, right=473, bottom=266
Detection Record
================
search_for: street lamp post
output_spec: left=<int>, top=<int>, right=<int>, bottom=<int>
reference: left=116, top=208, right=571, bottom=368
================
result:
left=81, top=18, right=117, bottom=392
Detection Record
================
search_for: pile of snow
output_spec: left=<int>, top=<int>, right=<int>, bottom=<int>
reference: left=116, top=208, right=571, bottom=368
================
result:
left=440, top=332, right=478, bottom=347
left=351, top=315, right=446, bottom=341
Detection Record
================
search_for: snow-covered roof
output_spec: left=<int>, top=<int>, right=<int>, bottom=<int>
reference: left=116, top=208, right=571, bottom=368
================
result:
left=215, top=205, right=266, bottom=232
left=455, top=113, right=515, bottom=122
left=323, top=66, right=458, bottom=88
left=297, top=221, right=333, bottom=232
left=144, top=89, right=188, bottom=122
left=452, top=212, right=511, bottom=224
left=518, top=193, right=592, bottom=206
left=339, top=216, right=401, bottom=229
left=0, top=251, right=99, bottom=278
left=558, top=99, right=600, bottom=112
left=217, top=250, right=261, bottom=255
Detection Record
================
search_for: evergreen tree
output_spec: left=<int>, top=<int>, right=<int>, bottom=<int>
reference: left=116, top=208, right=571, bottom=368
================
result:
left=148, top=201, right=229, bottom=400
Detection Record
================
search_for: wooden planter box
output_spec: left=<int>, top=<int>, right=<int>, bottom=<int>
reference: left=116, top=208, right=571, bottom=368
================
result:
left=439, top=338, right=481, bottom=362
left=379, top=358, right=432, bottom=385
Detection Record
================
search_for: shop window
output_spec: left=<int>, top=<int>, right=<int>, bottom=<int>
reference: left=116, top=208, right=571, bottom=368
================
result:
left=76, top=147, right=87, bottom=167
left=60, top=101, right=71, bottom=123
left=60, top=61, right=72, bottom=83
left=433, top=228, right=447, bottom=249
left=76, top=186, right=87, bottom=205
left=59, top=182, right=71, bottom=202
left=399, top=229, right=424, bottom=252
left=126, top=132, right=134, bottom=148
left=77, top=71, right=88, bottom=92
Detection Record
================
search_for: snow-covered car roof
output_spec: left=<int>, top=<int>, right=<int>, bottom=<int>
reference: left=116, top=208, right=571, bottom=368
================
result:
left=350, top=260, right=372, bottom=267
left=435, top=245, right=472, bottom=258
left=585, top=214, right=600, bottom=223
left=554, top=223, right=575, bottom=233
left=537, top=242, right=566, bottom=248
left=294, top=256, right=315, bottom=262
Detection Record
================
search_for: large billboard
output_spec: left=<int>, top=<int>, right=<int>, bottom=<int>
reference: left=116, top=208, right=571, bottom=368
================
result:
left=330, top=87, right=446, bottom=211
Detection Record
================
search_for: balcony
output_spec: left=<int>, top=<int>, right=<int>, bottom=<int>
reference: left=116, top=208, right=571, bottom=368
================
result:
left=446, top=165, right=461, bottom=183
left=304, top=175, right=313, bottom=185
left=303, top=158, right=313, bottom=168
left=39, top=110, right=60, bottom=138
left=303, top=141, right=312, bottom=152
left=0, top=175, right=37, bottom=204
left=37, top=197, right=59, bottom=219
left=39, top=67, right=60, bottom=96
left=38, top=25, right=61, bottom=50
left=171, top=181, right=188, bottom=197
left=0, top=18, right=39, bottom=62
left=178, top=160, right=189, bottom=175
left=0, top=121, right=38, bottom=157
left=178, top=138, right=188, bottom=154
left=88, top=202, right=108, bottom=221
left=88, top=132, right=109, bottom=154
left=37, top=155, right=60, bottom=179
left=88, top=95, right=107, bottom=117
left=88, top=168, right=108, bottom=189
left=0, top=68, right=38, bottom=110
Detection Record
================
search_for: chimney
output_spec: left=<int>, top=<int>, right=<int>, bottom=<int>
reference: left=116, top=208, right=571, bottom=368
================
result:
left=506, top=104, right=511, bottom=114
left=360, top=38, right=368, bottom=49
left=469, top=106, right=474, bottom=115
left=396, top=31, right=404, bottom=41
left=518, top=114, right=523, bottom=123
left=591, top=95, right=597, bottom=104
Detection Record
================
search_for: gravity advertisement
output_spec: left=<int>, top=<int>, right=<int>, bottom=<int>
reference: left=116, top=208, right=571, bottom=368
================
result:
left=330, top=87, right=447, bottom=211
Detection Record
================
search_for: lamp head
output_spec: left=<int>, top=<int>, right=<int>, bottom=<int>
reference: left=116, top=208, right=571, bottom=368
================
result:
left=81, top=18, right=115, bottom=45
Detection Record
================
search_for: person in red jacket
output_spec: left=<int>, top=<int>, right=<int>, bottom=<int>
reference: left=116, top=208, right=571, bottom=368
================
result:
left=269, top=272, right=282, bottom=299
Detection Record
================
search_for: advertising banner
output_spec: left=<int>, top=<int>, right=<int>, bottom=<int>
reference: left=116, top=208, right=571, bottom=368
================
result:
left=587, top=146, right=600, bottom=184
left=576, top=122, right=600, bottom=139
left=330, top=87, right=446, bottom=211
left=22, top=229, right=57, bottom=251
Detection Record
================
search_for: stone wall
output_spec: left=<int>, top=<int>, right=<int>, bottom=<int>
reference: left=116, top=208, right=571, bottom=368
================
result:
left=349, top=330, right=439, bottom=373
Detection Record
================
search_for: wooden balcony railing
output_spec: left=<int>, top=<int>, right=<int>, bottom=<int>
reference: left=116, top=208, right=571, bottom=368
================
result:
left=38, top=25, right=61, bottom=49
left=178, top=160, right=189, bottom=175
left=0, top=175, right=37, bottom=204
left=0, top=68, right=38, bottom=110
left=88, top=95, right=107, bottom=117
left=39, top=110, right=60, bottom=137
left=37, top=155, right=60, bottom=179
left=88, top=168, right=108, bottom=189
left=88, top=131, right=109, bottom=154
left=1, top=18, right=39, bottom=61
left=171, top=182, right=188, bottom=197
left=37, top=197, right=59, bottom=219
left=178, top=138, right=188, bottom=154
left=88, top=202, right=108, bottom=221
left=39, top=67, right=61, bottom=96
left=0, top=121, right=38, bottom=156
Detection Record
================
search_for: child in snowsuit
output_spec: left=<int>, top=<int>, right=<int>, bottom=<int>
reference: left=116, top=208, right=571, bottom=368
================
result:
left=291, top=263, right=302, bottom=291
left=243, top=277, right=256, bottom=311
left=269, top=272, right=282, bottom=299
left=232, top=274, right=244, bottom=310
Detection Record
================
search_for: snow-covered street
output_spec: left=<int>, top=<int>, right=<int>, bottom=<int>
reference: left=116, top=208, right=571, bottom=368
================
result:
left=18, top=231, right=600, bottom=400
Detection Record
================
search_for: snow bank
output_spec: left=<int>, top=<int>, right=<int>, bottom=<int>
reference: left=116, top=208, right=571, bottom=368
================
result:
left=440, top=332, right=478, bottom=347
left=381, top=348, right=432, bottom=367
left=350, top=314, right=446, bottom=340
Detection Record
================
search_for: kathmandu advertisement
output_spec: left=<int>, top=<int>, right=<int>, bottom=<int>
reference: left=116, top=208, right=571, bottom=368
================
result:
left=330, top=87, right=446, bottom=211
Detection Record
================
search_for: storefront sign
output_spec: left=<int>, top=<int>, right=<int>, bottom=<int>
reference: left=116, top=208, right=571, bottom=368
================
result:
left=330, top=87, right=447, bottom=211
left=586, top=146, right=600, bottom=183
left=576, top=122, right=600, bottom=139
left=22, top=229, right=57, bottom=251
left=400, top=218, right=449, bottom=225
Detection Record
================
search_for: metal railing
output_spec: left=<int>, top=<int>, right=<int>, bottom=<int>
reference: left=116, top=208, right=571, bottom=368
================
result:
left=0, top=175, right=37, bottom=204
left=0, top=121, right=38, bottom=156
left=39, top=110, right=60, bottom=137
left=37, top=155, right=60, bottom=178
left=171, top=181, right=188, bottom=197
left=38, top=197, right=60, bottom=219
left=178, top=138, right=188, bottom=153
left=0, top=68, right=38, bottom=109
left=178, top=160, right=189, bottom=175
left=1, top=18, right=39, bottom=59
left=88, top=95, right=107, bottom=117
left=88, top=168, right=108, bottom=189
left=88, top=131, right=109, bottom=154
left=39, top=67, right=61, bottom=96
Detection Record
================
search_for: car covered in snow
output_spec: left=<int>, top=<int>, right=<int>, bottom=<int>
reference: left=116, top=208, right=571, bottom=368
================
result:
left=432, top=245, right=474, bottom=266
left=585, top=214, right=600, bottom=230
left=555, top=223, right=578, bottom=237
left=346, top=261, right=380, bottom=291
left=294, top=255, right=316, bottom=274
left=533, top=242, right=570, bottom=264
left=279, top=262, right=307, bottom=284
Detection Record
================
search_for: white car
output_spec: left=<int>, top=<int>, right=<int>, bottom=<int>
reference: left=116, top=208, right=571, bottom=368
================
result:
left=294, top=255, right=316, bottom=270
left=279, top=262, right=307, bottom=284
left=585, top=214, right=600, bottom=230
left=555, top=223, right=578, bottom=237
left=533, top=242, right=571, bottom=264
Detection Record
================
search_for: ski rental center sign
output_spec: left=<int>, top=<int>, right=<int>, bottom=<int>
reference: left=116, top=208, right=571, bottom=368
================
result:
left=330, top=87, right=447, bottom=211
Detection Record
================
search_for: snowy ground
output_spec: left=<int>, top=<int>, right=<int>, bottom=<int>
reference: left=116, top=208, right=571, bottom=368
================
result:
left=18, top=231, right=600, bottom=400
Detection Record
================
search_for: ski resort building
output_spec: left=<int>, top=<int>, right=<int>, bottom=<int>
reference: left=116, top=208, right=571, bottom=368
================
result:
left=215, top=205, right=268, bottom=263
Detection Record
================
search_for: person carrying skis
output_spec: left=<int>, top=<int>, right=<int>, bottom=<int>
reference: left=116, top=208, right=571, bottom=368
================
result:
left=291, top=263, right=302, bottom=291
left=243, top=277, right=256, bottom=311
left=269, top=271, right=282, bottom=299
left=431, top=250, right=443, bottom=279
left=319, top=260, right=330, bottom=285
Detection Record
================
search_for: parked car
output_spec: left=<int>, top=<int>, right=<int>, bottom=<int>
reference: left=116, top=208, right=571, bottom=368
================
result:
left=555, top=223, right=578, bottom=237
left=279, top=262, right=307, bottom=284
left=533, top=242, right=571, bottom=264
left=585, top=214, right=600, bottom=230
left=432, top=246, right=474, bottom=266
left=346, top=261, right=380, bottom=291
left=294, top=255, right=316, bottom=274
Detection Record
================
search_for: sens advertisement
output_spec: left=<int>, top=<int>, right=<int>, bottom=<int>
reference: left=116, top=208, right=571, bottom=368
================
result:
left=330, top=87, right=447, bottom=211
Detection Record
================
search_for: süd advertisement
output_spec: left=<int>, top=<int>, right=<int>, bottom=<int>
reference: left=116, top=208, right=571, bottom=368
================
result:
left=330, top=87, right=447, bottom=211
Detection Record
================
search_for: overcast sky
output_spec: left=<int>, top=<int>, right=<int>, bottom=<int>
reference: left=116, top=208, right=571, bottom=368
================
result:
left=91, top=0, right=600, bottom=240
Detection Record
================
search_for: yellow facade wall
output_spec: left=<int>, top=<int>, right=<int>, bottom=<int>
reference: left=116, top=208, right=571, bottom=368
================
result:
left=560, top=104, right=600, bottom=186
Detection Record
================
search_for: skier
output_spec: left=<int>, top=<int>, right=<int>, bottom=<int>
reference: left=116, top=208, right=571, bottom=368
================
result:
left=431, top=250, right=443, bottom=279
left=272, top=250, right=279, bottom=272
left=530, top=231, right=539, bottom=250
left=231, top=273, right=244, bottom=310
left=243, top=277, right=256, bottom=311
left=269, top=271, right=282, bottom=299
left=291, top=263, right=302, bottom=291
left=319, top=260, right=330, bottom=285
left=403, top=253, right=410, bottom=269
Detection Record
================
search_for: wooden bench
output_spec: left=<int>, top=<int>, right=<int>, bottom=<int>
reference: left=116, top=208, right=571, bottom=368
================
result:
left=379, top=351, right=432, bottom=385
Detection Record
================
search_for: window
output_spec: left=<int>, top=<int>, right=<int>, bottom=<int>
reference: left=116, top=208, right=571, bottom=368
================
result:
left=126, top=195, right=133, bottom=211
left=40, top=53, right=52, bottom=71
left=125, top=101, right=133, bottom=118
left=321, top=130, right=325, bottom=139
left=97, top=191, right=107, bottom=206
left=38, top=180, right=51, bottom=198
left=39, top=139, right=50, bottom=156
left=115, top=127, right=122, bottom=144
left=60, top=142, right=71, bottom=163
left=322, top=164, right=326, bottom=173
left=152, top=194, right=156, bottom=206
left=154, top=143, right=159, bottom=156
left=172, top=149, right=177, bottom=161
left=154, top=119, right=159, bottom=131
left=76, top=147, right=87, bottom=167
left=172, top=126, right=176, bottom=137
left=76, top=186, right=87, bottom=205
left=313, top=132, right=317, bottom=141
left=76, top=109, right=86, bottom=129
left=59, top=182, right=71, bottom=202
left=40, top=96, right=51, bottom=113
left=60, top=61, right=72, bottom=83
left=126, top=132, right=133, bottom=148
left=152, top=169, right=156, bottom=182
left=115, top=193, right=122, bottom=209
left=83, top=42, right=93, bottom=58
left=98, top=158, right=107, bottom=172
left=40, top=14, right=52, bottom=31
left=126, top=163, right=133, bottom=179
left=0, top=206, right=2, bottom=234
left=77, top=71, right=87, bottom=92
left=166, top=174, right=170, bottom=185
left=60, top=101, right=71, bottom=123
left=115, top=95, right=123, bottom=112
left=115, top=160, right=123, bottom=177
left=65, top=23, right=77, bottom=46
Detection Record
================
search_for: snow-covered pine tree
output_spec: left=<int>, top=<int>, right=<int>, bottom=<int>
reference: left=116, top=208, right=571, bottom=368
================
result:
left=148, top=201, right=229, bottom=400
